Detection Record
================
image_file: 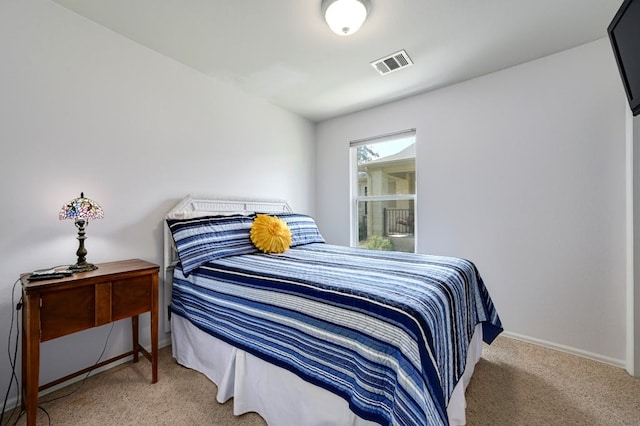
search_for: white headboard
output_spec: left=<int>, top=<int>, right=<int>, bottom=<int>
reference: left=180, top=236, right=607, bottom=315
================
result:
left=162, top=194, right=293, bottom=332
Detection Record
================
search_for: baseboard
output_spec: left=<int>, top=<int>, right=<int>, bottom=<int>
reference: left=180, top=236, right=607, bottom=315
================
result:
left=501, top=331, right=625, bottom=369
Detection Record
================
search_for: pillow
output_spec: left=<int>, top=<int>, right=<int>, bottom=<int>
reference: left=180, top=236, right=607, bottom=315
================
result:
left=273, top=213, right=325, bottom=247
left=166, top=214, right=258, bottom=275
left=250, top=214, right=292, bottom=253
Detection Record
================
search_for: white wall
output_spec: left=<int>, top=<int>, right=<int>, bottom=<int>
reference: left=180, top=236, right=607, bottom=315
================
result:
left=316, top=39, right=627, bottom=364
left=0, top=0, right=315, bottom=402
left=630, top=113, right=640, bottom=375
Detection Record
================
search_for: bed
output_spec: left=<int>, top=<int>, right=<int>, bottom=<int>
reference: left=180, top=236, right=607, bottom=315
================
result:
left=164, top=195, right=502, bottom=426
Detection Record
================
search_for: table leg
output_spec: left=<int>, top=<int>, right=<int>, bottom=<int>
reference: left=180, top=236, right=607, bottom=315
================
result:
left=23, top=293, right=40, bottom=426
left=131, top=315, right=139, bottom=363
left=21, top=305, right=26, bottom=411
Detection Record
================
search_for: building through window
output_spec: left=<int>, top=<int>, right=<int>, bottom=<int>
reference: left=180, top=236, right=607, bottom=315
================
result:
left=350, top=129, right=416, bottom=253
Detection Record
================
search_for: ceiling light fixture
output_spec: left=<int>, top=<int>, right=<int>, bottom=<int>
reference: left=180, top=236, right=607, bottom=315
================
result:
left=321, top=0, right=370, bottom=36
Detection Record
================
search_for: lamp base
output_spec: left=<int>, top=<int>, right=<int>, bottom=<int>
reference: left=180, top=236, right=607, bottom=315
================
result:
left=69, top=262, right=98, bottom=273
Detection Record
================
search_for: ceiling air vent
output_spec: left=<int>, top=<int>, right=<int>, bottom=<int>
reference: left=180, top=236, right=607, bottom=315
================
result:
left=371, top=49, right=413, bottom=76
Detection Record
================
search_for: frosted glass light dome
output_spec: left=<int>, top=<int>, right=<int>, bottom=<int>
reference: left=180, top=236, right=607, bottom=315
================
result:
left=322, top=0, right=369, bottom=36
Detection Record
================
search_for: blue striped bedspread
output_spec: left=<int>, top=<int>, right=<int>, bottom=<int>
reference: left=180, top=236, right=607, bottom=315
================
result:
left=171, top=243, right=502, bottom=426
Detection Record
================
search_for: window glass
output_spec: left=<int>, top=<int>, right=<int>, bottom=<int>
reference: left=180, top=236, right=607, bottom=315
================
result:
left=351, top=132, right=416, bottom=253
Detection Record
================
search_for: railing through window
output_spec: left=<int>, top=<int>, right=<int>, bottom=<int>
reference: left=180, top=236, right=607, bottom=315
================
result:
left=358, top=213, right=368, bottom=242
left=384, top=208, right=414, bottom=236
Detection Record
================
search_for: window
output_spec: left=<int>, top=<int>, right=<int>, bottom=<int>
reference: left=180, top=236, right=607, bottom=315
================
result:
left=350, top=129, right=416, bottom=253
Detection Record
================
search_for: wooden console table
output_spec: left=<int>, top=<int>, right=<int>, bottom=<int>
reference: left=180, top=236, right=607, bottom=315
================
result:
left=20, top=259, right=159, bottom=426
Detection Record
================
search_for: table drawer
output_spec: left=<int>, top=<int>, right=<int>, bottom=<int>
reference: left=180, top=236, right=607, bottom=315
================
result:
left=112, top=275, right=152, bottom=321
left=40, top=286, right=95, bottom=341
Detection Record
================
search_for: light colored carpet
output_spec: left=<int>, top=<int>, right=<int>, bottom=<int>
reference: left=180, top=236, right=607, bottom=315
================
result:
left=5, top=336, right=640, bottom=425
left=466, top=337, right=640, bottom=425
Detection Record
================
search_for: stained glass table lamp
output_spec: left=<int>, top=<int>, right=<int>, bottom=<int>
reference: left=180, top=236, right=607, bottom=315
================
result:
left=59, top=192, right=104, bottom=272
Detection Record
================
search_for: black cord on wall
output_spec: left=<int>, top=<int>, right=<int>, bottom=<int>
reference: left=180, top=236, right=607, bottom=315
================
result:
left=39, top=322, right=115, bottom=406
left=1, top=279, right=22, bottom=426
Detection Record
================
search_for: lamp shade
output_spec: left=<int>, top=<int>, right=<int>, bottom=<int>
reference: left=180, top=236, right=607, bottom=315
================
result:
left=59, top=192, right=104, bottom=221
left=322, top=0, right=369, bottom=36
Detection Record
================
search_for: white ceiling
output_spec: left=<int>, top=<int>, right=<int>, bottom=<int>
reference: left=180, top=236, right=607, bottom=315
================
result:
left=52, top=0, right=623, bottom=122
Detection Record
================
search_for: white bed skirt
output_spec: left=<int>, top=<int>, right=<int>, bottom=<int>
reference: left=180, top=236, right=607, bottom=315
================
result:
left=171, top=315, right=483, bottom=426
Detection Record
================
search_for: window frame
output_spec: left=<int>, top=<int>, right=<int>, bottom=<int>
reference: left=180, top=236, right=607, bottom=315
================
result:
left=349, top=129, right=417, bottom=251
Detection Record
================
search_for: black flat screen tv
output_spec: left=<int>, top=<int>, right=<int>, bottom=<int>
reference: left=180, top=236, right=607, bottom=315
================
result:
left=608, top=0, right=640, bottom=116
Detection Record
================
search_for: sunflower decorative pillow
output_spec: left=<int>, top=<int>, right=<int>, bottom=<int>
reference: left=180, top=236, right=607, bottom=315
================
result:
left=250, top=214, right=292, bottom=254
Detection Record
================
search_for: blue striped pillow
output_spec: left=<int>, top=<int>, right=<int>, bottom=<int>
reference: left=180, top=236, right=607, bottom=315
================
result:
left=167, top=215, right=257, bottom=276
left=273, top=213, right=325, bottom=247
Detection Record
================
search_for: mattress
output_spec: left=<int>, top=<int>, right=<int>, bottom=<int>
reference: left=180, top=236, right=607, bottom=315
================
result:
left=170, top=243, right=502, bottom=425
